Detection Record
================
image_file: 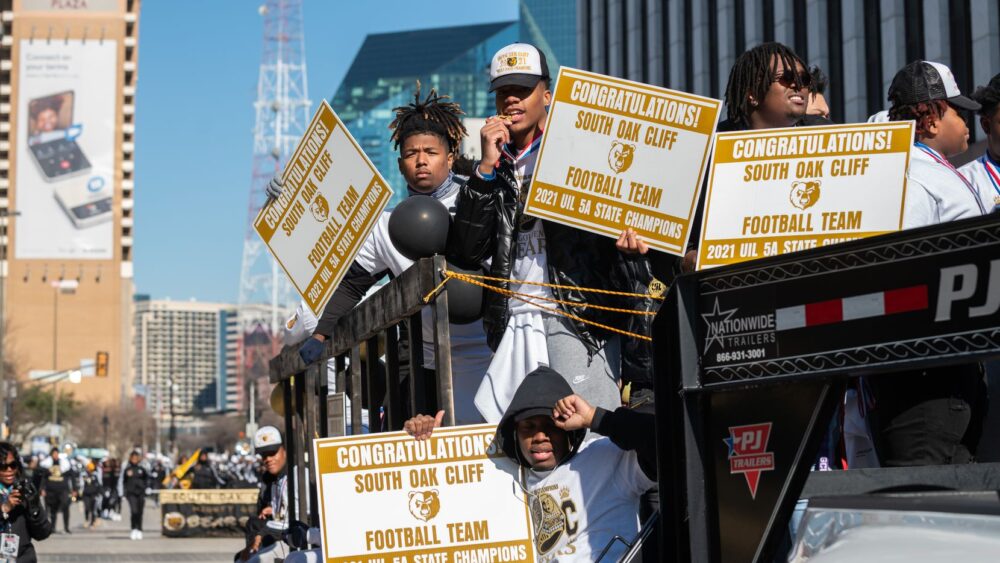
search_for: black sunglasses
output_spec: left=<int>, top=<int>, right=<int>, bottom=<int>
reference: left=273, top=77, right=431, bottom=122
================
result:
left=0, top=462, right=18, bottom=471
left=773, top=69, right=812, bottom=89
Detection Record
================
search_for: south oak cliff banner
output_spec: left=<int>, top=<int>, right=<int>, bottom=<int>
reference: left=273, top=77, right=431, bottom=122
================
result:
left=254, top=100, right=393, bottom=314
left=524, top=68, right=722, bottom=256
left=697, top=121, right=914, bottom=269
left=313, top=425, right=534, bottom=563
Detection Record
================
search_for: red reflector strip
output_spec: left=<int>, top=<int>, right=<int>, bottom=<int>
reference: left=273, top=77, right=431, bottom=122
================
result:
left=805, top=299, right=843, bottom=327
left=884, top=285, right=929, bottom=315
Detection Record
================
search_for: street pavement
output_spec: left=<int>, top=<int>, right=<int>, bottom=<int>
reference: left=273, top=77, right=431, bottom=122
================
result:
left=34, top=497, right=245, bottom=562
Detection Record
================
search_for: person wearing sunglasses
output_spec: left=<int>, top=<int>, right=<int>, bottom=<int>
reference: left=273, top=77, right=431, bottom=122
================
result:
left=679, top=42, right=830, bottom=274
left=0, top=441, right=51, bottom=562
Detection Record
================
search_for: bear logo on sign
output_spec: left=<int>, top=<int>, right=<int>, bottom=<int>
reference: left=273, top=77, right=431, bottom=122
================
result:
left=789, top=180, right=820, bottom=210
left=407, top=490, right=441, bottom=522
left=608, top=141, right=636, bottom=174
left=310, top=194, right=330, bottom=222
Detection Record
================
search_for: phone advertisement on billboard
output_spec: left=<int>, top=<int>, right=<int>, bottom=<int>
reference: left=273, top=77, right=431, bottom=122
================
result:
left=14, top=40, right=118, bottom=260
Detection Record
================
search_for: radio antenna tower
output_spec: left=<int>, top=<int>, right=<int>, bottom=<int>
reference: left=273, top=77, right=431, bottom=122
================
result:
left=237, top=0, right=311, bottom=415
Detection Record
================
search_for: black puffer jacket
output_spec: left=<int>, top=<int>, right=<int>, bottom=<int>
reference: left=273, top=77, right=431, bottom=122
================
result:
left=449, top=158, right=636, bottom=353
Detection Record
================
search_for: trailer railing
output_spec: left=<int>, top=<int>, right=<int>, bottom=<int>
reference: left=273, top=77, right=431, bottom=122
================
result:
left=267, top=255, right=456, bottom=526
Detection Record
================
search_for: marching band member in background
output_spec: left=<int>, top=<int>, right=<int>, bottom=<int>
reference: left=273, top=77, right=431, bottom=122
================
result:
left=39, top=447, right=77, bottom=534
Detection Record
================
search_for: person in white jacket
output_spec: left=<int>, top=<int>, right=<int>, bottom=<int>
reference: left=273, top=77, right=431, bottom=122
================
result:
left=869, top=60, right=988, bottom=467
left=958, top=72, right=1000, bottom=213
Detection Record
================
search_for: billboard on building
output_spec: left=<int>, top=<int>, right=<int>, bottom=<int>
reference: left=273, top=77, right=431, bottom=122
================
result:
left=14, top=39, right=117, bottom=259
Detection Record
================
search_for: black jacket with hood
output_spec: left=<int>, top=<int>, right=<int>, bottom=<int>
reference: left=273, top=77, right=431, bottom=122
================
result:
left=496, top=367, right=656, bottom=479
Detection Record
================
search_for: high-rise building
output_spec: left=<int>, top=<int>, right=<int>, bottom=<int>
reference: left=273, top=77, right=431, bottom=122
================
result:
left=575, top=0, right=1000, bottom=135
left=520, top=0, right=578, bottom=72
left=0, top=0, right=141, bottom=424
left=133, top=297, right=238, bottom=438
left=331, top=21, right=518, bottom=207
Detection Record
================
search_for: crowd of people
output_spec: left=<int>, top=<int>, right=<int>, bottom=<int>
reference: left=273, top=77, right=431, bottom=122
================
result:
left=249, top=39, right=1000, bottom=562
left=0, top=438, right=273, bottom=562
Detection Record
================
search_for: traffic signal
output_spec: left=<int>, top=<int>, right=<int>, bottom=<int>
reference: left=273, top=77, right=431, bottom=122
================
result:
left=96, top=351, right=109, bottom=377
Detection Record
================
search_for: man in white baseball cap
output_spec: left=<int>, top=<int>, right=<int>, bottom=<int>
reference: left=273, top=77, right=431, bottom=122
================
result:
left=238, top=426, right=292, bottom=562
left=488, top=42, right=550, bottom=92
left=449, top=42, right=645, bottom=426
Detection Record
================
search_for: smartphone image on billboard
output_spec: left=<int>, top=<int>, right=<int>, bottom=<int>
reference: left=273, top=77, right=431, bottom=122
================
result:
left=55, top=176, right=113, bottom=229
left=26, top=91, right=92, bottom=181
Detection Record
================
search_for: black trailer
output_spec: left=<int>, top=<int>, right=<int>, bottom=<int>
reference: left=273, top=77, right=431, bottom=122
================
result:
left=653, top=213, right=1000, bottom=562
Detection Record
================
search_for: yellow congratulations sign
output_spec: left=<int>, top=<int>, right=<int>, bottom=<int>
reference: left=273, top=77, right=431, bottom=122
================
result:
left=525, top=68, right=722, bottom=255
left=697, top=122, right=914, bottom=269
left=313, top=425, right=534, bottom=563
left=254, top=100, right=393, bottom=313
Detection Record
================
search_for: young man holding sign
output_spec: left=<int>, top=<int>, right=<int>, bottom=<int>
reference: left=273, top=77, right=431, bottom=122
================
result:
left=268, top=86, right=493, bottom=425
left=450, top=43, right=643, bottom=423
left=687, top=42, right=831, bottom=270
left=867, top=61, right=989, bottom=467
left=405, top=367, right=655, bottom=562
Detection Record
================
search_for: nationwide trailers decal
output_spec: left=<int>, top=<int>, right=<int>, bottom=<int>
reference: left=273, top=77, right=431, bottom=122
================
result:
left=697, top=221, right=1000, bottom=382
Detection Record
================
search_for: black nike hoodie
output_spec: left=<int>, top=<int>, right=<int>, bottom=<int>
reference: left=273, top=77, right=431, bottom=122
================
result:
left=497, top=366, right=657, bottom=478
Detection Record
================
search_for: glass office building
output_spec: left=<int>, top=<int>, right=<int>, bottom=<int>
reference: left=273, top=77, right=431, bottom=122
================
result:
left=520, top=0, right=578, bottom=72
left=332, top=21, right=518, bottom=207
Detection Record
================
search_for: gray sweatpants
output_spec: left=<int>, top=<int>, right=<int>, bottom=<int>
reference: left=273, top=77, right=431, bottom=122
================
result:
left=544, top=315, right=623, bottom=412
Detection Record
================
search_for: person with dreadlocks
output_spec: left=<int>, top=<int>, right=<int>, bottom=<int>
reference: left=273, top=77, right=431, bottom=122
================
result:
left=959, top=72, right=1000, bottom=213
left=266, top=84, right=492, bottom=425
left=865, top=61, right=989, bottom=468
left=447, top=43, right=646, bottom=424
left=681, top=42, right=831, bottom=272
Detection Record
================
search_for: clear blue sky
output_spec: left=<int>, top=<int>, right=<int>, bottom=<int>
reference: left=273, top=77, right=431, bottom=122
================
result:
left=134, top=1, right=518, bottom=303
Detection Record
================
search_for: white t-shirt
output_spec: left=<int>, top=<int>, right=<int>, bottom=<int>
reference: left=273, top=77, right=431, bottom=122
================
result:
left=903, top=144, right=987, bottom=228
left=503, top=139, right=553, bottom=314
left=958, top=154, right=1000, bottom=214
left=521, top=438, right=655, bottom=562
left=350, top=188, right=493, bottom=425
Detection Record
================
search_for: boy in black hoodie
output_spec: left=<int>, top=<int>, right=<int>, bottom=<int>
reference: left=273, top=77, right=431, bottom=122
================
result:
left=405, top=366, right=655, bottom=562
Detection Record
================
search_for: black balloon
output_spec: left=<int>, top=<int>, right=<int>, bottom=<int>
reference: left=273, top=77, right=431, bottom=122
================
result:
left=388, top=196, right=451, bottom=260
left=444, top=264, right=484, bottom=324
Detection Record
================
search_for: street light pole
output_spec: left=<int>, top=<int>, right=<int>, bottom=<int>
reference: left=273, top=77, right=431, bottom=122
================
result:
left=168, top=376, right=176, bottom=452
left=48, top=279, right=77, bottom=444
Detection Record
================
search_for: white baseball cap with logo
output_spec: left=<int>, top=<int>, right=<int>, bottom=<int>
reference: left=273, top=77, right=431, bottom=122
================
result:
left=489, top=43, right=550, bottom=92
left=253, top=425, right=283, bottom=456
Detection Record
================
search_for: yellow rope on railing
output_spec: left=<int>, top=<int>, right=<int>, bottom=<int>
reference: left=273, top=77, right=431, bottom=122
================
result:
left=422, top=269, right=660, bottom=341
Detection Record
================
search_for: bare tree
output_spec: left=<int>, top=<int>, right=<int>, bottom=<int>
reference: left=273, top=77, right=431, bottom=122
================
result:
left=69, top=402, right=155, bottom=459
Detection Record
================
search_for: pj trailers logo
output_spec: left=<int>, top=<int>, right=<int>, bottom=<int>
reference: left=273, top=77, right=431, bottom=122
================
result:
left=724, top=423, right=775, bottom=499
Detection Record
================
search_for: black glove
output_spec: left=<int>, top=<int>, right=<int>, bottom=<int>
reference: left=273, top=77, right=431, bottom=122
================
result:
left=283, top=520, right=311, bottom=549
left=298, top=337, right=325, bottom=364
